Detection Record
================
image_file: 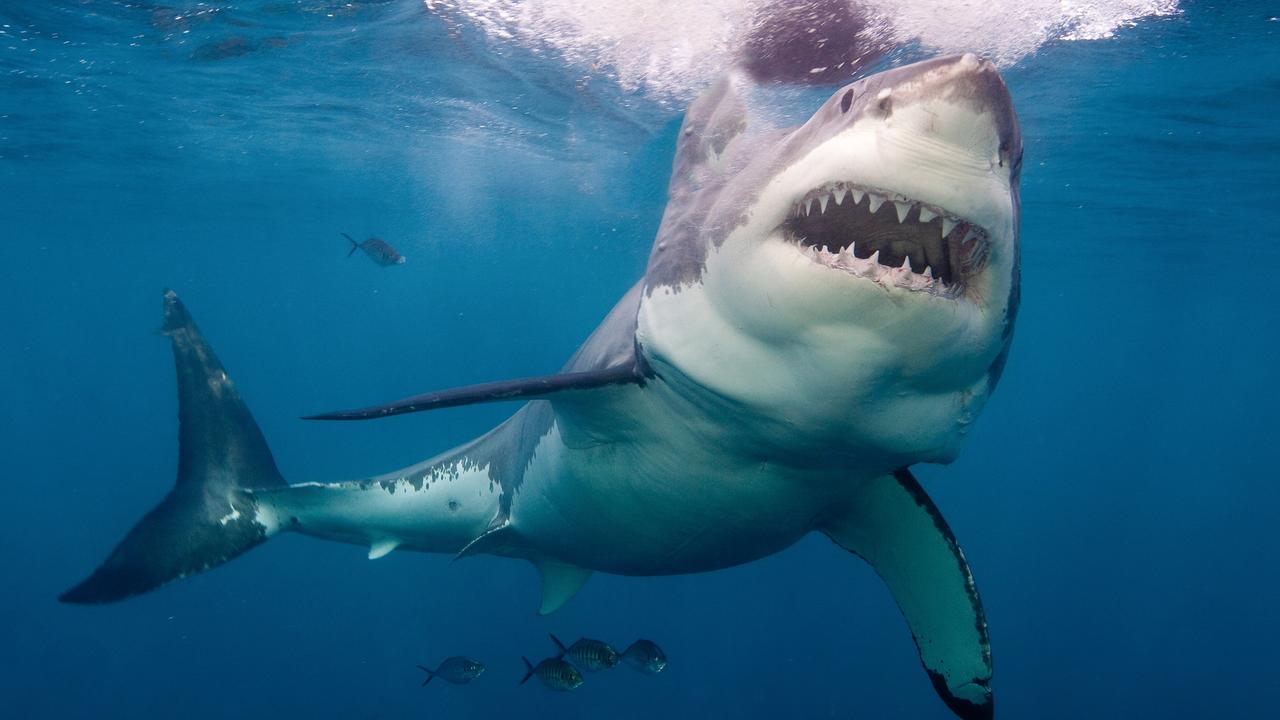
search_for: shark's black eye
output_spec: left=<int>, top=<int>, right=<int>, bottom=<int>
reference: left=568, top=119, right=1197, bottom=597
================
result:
left=840, top=89, right=854, bottom=113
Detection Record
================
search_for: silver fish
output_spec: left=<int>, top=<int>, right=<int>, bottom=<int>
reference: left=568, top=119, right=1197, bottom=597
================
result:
left=550, top=633, right=619, bottom=671
left=621, top=639, right=667, bottom=674
left=520, top=656, right=584, bottom=691
left=342, top=232, right=406, bottom=266
left=417, top=656, right=485, bottom=686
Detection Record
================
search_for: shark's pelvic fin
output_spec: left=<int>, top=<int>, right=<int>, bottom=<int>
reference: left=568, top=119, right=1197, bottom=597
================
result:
left=533, top=560, right=592, bottom=616
left=822, top=469, right=993, bottom=720
left=367, top=537, right=401, bottom=560
left=60, top=290, right=286, bottom=604
left=303, top=363, right=643, bottom=421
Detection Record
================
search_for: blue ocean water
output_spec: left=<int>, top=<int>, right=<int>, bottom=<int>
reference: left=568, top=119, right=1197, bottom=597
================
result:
left=2, top=1, right=1277, bottom=718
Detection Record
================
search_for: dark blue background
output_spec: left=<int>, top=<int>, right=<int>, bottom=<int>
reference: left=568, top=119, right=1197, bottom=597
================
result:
left=2, top=2, right=1276, bottom=717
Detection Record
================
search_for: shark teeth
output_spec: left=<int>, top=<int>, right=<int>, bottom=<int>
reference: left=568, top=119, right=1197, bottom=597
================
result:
left=799, top=240, right=951, bottom=297
left=783, top=180, right=990, bottom=298
left=894, top=201, right=911, bottom=223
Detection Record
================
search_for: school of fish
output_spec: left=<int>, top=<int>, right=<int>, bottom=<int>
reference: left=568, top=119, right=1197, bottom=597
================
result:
left=419, top=636, right=666, bottom=693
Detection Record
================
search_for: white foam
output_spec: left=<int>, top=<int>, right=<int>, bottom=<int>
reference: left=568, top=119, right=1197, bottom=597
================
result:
left=428, top=0, right=748, bottom=101
left=874, top=0, right=1182, bottom=65
left=424, top=0, right=1181, bottom=99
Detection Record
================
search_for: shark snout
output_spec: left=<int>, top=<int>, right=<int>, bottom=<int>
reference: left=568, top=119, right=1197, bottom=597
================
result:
left=815, top=53, right=1020, bottom=176
left=886, top=53, right=1020, bottom=170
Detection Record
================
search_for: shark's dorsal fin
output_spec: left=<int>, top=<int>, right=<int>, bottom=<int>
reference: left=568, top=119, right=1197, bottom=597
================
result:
left=304, top=362, right=643, bottom=421
left=670, top=74, right=748, bottom=187
left=533, top=559, right=592, bottom=616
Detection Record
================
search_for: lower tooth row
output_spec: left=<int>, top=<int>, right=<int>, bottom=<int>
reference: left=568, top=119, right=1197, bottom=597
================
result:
left=802, top=243, right=946, bottom=290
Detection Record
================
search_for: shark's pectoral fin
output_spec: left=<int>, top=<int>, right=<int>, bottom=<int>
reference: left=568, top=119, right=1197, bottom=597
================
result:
left=823, top=469, right=993, bottom=720
left=303, top=363, right=644, bottom=421
left=533, top=559, right=592, bottom=615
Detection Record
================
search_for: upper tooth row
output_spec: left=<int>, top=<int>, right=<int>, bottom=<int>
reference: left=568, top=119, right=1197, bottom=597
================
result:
left=796, top=188, right=970, bottom=238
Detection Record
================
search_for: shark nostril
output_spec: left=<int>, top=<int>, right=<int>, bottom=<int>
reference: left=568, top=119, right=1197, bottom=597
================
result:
left=840, top=89, right=854, bottom=113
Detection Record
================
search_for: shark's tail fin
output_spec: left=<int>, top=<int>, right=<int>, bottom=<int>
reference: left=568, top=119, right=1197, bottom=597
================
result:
left=342, top=232, right=359, bottom=257
left=59, top=290, right=287, bottom=604
left=519, top=657, right=535, bottom=686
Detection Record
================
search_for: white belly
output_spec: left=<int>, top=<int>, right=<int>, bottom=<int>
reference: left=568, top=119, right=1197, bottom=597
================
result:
left=509, top=387, right=860, bottom=575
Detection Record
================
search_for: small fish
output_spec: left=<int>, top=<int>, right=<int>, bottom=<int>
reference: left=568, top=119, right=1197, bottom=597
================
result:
left=343, top=232, right=406, bottom=266
left=417, top=656, right=485, bottom=686
left=621, top=639, right=667, bottom=674
left=520, top=656, right=584, bottom=691
left=549, top=633, right=619, bottom=671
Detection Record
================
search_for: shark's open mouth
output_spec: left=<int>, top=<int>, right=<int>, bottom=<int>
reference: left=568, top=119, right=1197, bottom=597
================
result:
left=782, top=182, right=990, bottom=297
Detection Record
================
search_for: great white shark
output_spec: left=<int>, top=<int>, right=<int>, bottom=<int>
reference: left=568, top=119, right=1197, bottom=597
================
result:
left=63, top=54, right=1021, bottom=720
